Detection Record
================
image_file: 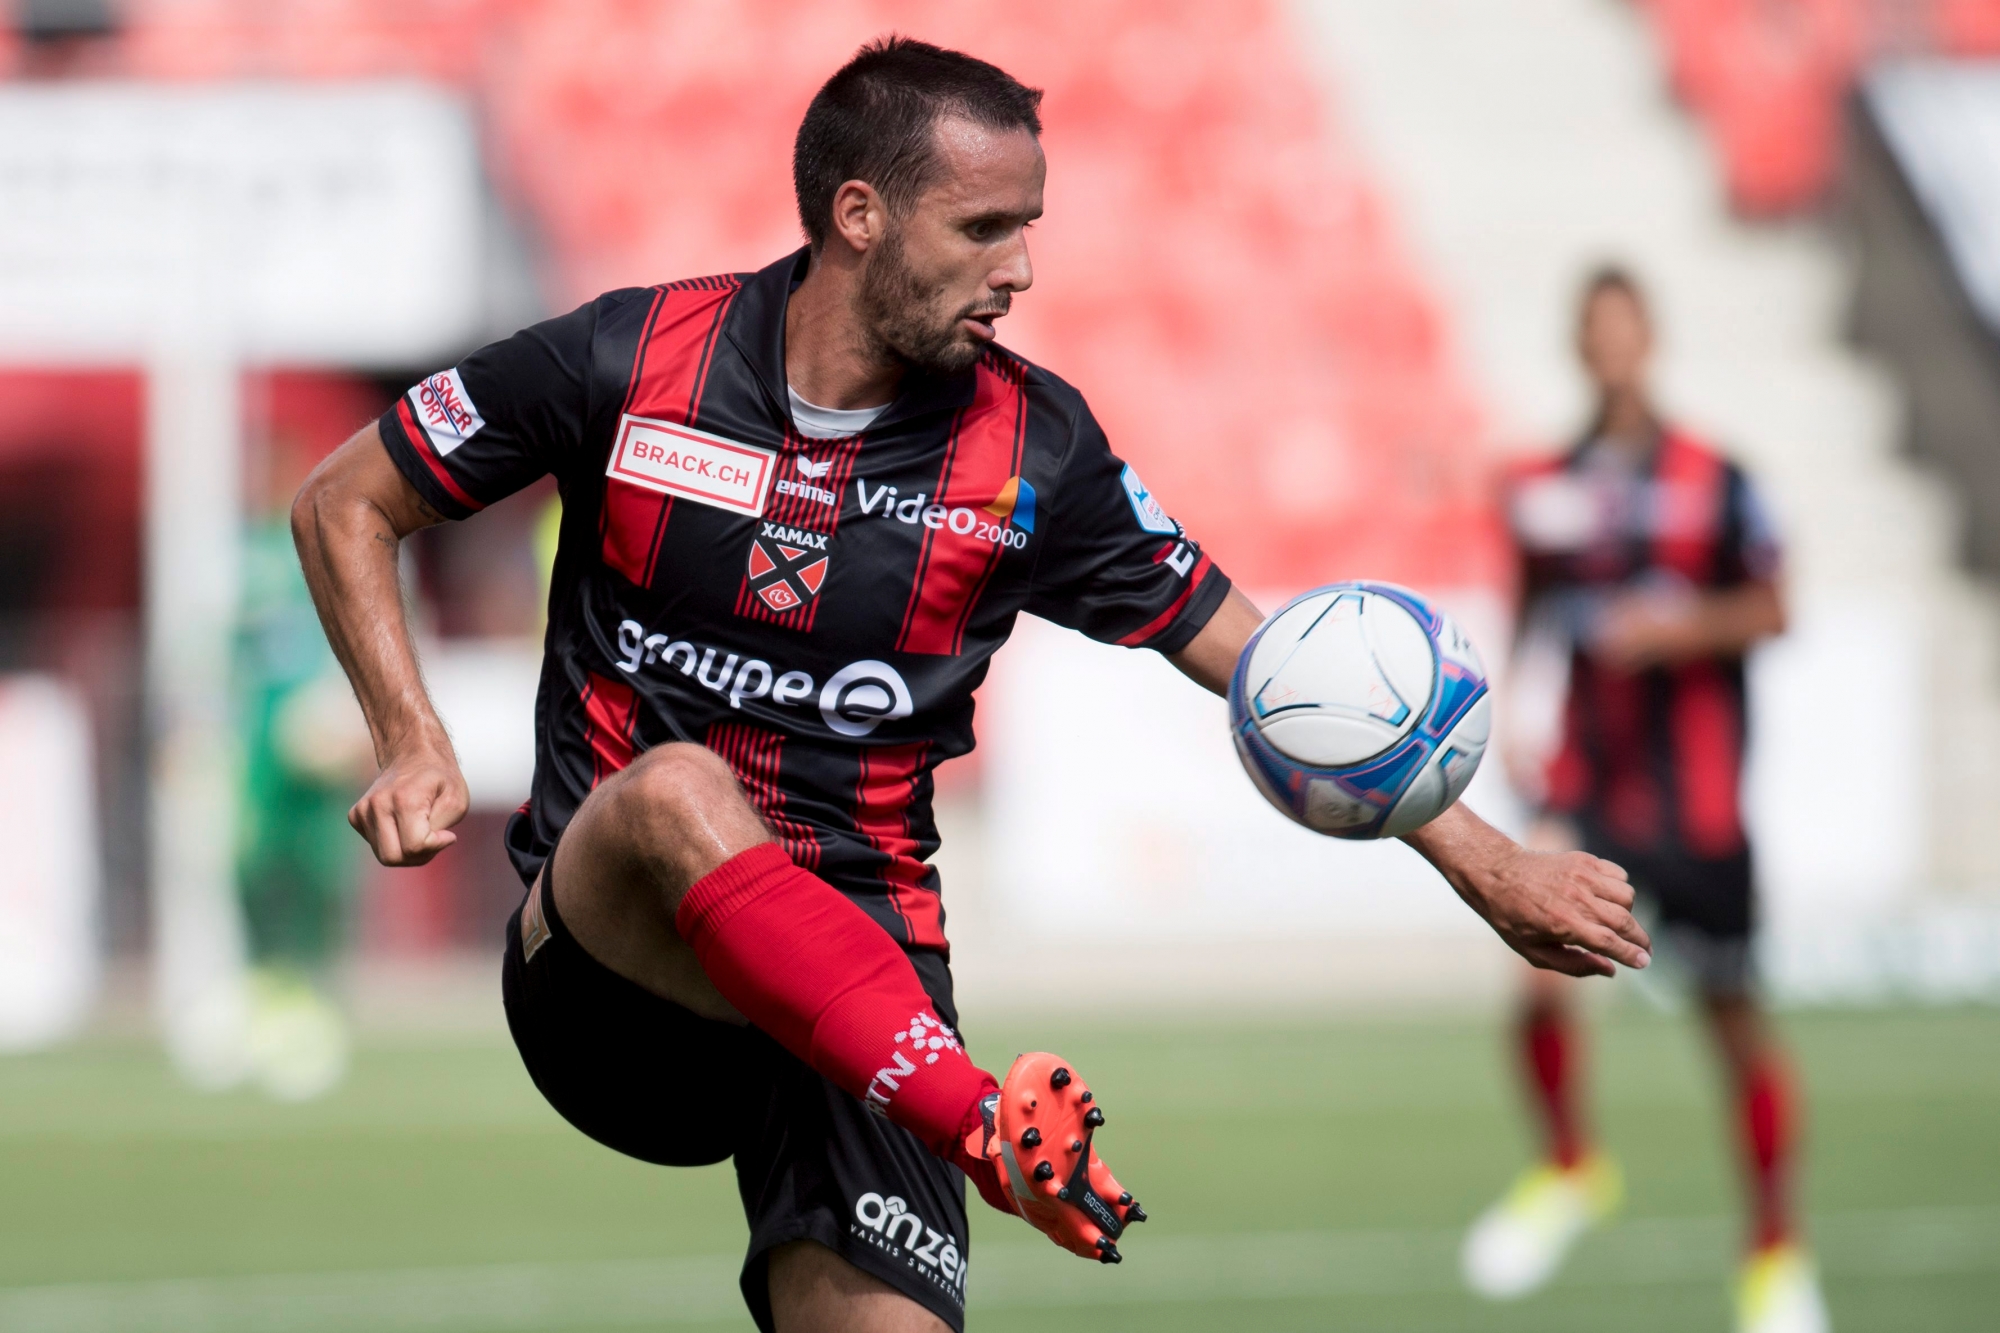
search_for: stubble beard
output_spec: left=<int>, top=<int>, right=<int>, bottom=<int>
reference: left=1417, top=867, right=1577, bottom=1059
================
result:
left=856, top=225, right=1006, bottom=377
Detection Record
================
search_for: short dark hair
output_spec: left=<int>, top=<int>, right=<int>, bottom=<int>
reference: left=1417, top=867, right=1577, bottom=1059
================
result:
left=1580, top=263, right=1648, bottom=318
left=793, top=36, right=1043, bottom=249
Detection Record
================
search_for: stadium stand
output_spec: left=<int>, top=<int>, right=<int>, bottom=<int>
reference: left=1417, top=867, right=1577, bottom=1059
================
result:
left=1639, top=0, right=2000, bottom=215
left=56, top=0, right=1502, bottom=599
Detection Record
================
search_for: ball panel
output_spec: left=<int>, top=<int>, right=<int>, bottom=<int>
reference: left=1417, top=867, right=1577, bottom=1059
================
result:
left=1259, top=710, right=1406, bottom=768
left=1304, top=777, right=1380, bottom=835
left=1379, top=693, right=1491, bottom=838
left=1248, top=590, right=1433, bottom=763
left=1358, top=593, right=1438, bottom=710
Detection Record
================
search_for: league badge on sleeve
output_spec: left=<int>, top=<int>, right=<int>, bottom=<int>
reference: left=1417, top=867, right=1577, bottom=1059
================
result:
left=1120, top=464, right=1180, bottom=536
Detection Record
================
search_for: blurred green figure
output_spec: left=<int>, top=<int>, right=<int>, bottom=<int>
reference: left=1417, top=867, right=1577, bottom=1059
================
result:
left=234, top=510, right=370, bottom=1101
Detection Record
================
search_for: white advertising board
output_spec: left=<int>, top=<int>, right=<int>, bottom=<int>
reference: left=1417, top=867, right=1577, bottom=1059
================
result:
left=0, top=81, right=484, bottom=364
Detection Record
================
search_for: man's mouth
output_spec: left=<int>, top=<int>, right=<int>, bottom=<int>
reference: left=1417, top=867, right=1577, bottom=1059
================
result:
left=962, top=309, right=1007, bottom=340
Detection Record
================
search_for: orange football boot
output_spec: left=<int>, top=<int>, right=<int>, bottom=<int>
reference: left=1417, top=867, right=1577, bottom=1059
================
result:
left=964, top=1052, right=1145, bottom=1262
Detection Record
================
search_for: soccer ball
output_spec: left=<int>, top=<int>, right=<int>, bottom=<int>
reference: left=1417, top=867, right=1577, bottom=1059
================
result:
left=1229, top=582, right=1490, bottom=840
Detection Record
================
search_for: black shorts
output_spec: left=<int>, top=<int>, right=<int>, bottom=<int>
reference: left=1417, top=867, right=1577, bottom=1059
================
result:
left=1581, top=820, right=1755, bottom=994
left=500, top=863, right=971, bottom=1332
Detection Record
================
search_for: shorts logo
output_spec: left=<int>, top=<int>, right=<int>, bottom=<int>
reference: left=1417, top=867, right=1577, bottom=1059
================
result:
left=606, top=414, right=776, bottom=517
left=1120, top=463, right=1180, bottom=536
left=409, top=368, right=485, bottom=457
left=852, top=1192, right=966, bottom=1299
left=747, top=534, right=829, bottom=613
left=519, top=876, right=551, bottom=962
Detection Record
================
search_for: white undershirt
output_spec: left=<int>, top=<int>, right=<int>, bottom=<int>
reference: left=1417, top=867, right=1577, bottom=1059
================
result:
left=788, top=385, right=888, bottom=440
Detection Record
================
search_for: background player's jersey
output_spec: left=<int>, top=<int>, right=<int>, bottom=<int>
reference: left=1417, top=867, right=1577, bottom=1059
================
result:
left=380, top=250, right=1230, bottom=953
left=1507, top=426, right=1780, bottom=859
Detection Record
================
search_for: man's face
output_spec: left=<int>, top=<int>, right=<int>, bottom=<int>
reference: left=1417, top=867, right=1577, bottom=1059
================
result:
left=1577, top=286, right=1651, bottom=397
left=857, top=117, right=1045, bottom=376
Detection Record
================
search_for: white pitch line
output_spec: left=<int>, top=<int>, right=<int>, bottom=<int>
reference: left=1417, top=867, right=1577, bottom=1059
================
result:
left=0, top=1206, right=1992, bottom=1333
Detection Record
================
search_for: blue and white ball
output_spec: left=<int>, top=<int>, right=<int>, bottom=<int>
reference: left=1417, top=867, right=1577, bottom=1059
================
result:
left=1229, top=582, right=1490, bottom=840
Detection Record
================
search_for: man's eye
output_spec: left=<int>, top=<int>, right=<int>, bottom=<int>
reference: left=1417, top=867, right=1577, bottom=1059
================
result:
left=968, top=221, right=997, bottom=241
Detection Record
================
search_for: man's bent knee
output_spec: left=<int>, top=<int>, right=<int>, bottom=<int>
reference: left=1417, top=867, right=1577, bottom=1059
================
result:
left=588, top=743, right=771, bottom=893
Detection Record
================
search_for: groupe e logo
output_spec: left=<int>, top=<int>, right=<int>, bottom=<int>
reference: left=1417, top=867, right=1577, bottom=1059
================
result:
left=615, top=620, right=913, bottom=736
left=852, top=1192, right=966, bottom=1291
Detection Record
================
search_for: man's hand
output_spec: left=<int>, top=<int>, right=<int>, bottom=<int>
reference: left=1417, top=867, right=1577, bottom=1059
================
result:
left=1403, top=804, right=1650, bottom=977
left=349, top=740, right=469, bottom=866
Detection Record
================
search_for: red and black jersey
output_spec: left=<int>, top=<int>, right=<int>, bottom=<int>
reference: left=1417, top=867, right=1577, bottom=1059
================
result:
left=380, top=250, right=1230, bottom=954
left=1508, top=426, right=1780, bottom=859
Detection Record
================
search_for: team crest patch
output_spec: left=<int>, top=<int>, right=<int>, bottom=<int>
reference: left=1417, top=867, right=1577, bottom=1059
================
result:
left=748, top=533, right=830, bottom=613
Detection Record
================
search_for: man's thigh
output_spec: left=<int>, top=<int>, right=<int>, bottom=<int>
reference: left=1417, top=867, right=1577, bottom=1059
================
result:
left=766, top=1242, right=951, bottom=1333
left=547, top=746, right=761, bottom=1020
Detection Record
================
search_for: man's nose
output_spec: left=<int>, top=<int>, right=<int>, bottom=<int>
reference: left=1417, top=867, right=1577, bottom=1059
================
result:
left=991, top=234, right=1033, bottom=293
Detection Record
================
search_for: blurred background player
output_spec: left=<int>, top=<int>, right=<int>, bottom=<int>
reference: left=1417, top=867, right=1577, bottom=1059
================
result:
left=234, top=434, right=371, bottom=1101
left=1463, top=267, right=1824, bottom=1333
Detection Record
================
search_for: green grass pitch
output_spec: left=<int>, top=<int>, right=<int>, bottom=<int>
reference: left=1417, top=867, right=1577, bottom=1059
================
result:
left=1, top=1005, right=1995, bottom=1331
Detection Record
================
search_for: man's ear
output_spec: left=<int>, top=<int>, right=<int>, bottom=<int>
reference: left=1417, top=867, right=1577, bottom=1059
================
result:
left=828, top=180, right=885, bottom=255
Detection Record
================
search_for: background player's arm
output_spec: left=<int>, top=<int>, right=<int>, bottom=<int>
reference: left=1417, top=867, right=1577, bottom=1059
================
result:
left=1169, top=595, right=1650, bottom=977
left=292, top=422, right=468, bottom=866
left=1592, top=576, right=1785, bottom=672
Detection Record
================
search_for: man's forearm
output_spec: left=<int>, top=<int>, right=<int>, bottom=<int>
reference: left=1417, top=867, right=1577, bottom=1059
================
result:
left=291, top=458, right=448, bottom=761
left=1691, top=580, right=1786, bottom=658
left=1400, top=801, right=1509, bottom=898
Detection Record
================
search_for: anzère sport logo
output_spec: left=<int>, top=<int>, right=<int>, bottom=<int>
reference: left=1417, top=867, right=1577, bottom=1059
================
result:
left=851, top=1191, right=966, bottom=1303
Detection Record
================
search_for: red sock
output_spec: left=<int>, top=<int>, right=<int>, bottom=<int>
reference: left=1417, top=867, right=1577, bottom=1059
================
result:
left=1522, top=1006, right=1587, bottom=1169
left=1740, top=1056, right=1794, bottom=1249
left=675, top=843, right=997, bottom=1163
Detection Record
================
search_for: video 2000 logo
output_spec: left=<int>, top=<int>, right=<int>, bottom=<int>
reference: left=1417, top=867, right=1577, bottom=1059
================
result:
left=616, top=620, right=912, bottom=737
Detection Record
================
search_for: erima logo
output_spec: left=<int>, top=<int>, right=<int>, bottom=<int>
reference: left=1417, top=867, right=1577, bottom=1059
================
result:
left=776, top=457, right=838, bottom=506
left=852, top=1192, right=966, bottom=1295
left=855, top=477, right=1033, bottom=550
left=616, top=621, right=912, bottom=736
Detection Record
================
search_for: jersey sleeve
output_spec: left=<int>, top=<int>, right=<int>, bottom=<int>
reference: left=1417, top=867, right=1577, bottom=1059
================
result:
left=1024, top=401, right=1231, bottom=653
left=377, top=300, right=598, bottom=519
left=1720, top=464, right=1783, bottom=584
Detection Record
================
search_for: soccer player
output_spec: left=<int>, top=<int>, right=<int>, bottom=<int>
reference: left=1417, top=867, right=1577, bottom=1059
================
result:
left=294, top=40, right=1649, bottom=1333
left=1463, top=268, right=1826, bottom=1333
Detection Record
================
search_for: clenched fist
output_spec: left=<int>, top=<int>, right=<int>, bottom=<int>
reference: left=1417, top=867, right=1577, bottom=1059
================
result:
left=349, top=741, right=470, bottom=867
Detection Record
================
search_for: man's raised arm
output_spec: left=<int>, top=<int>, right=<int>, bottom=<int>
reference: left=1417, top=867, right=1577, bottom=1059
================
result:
left=291, top=422, right=468, bottom=866
left=1167, top=592, right=1651, bottom=977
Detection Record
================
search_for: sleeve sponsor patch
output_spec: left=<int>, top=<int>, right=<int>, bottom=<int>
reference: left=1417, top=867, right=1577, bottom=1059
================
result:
left=1120, top=463, right=1179, bottom=535
left=408, top=367, right=486, bottom=457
